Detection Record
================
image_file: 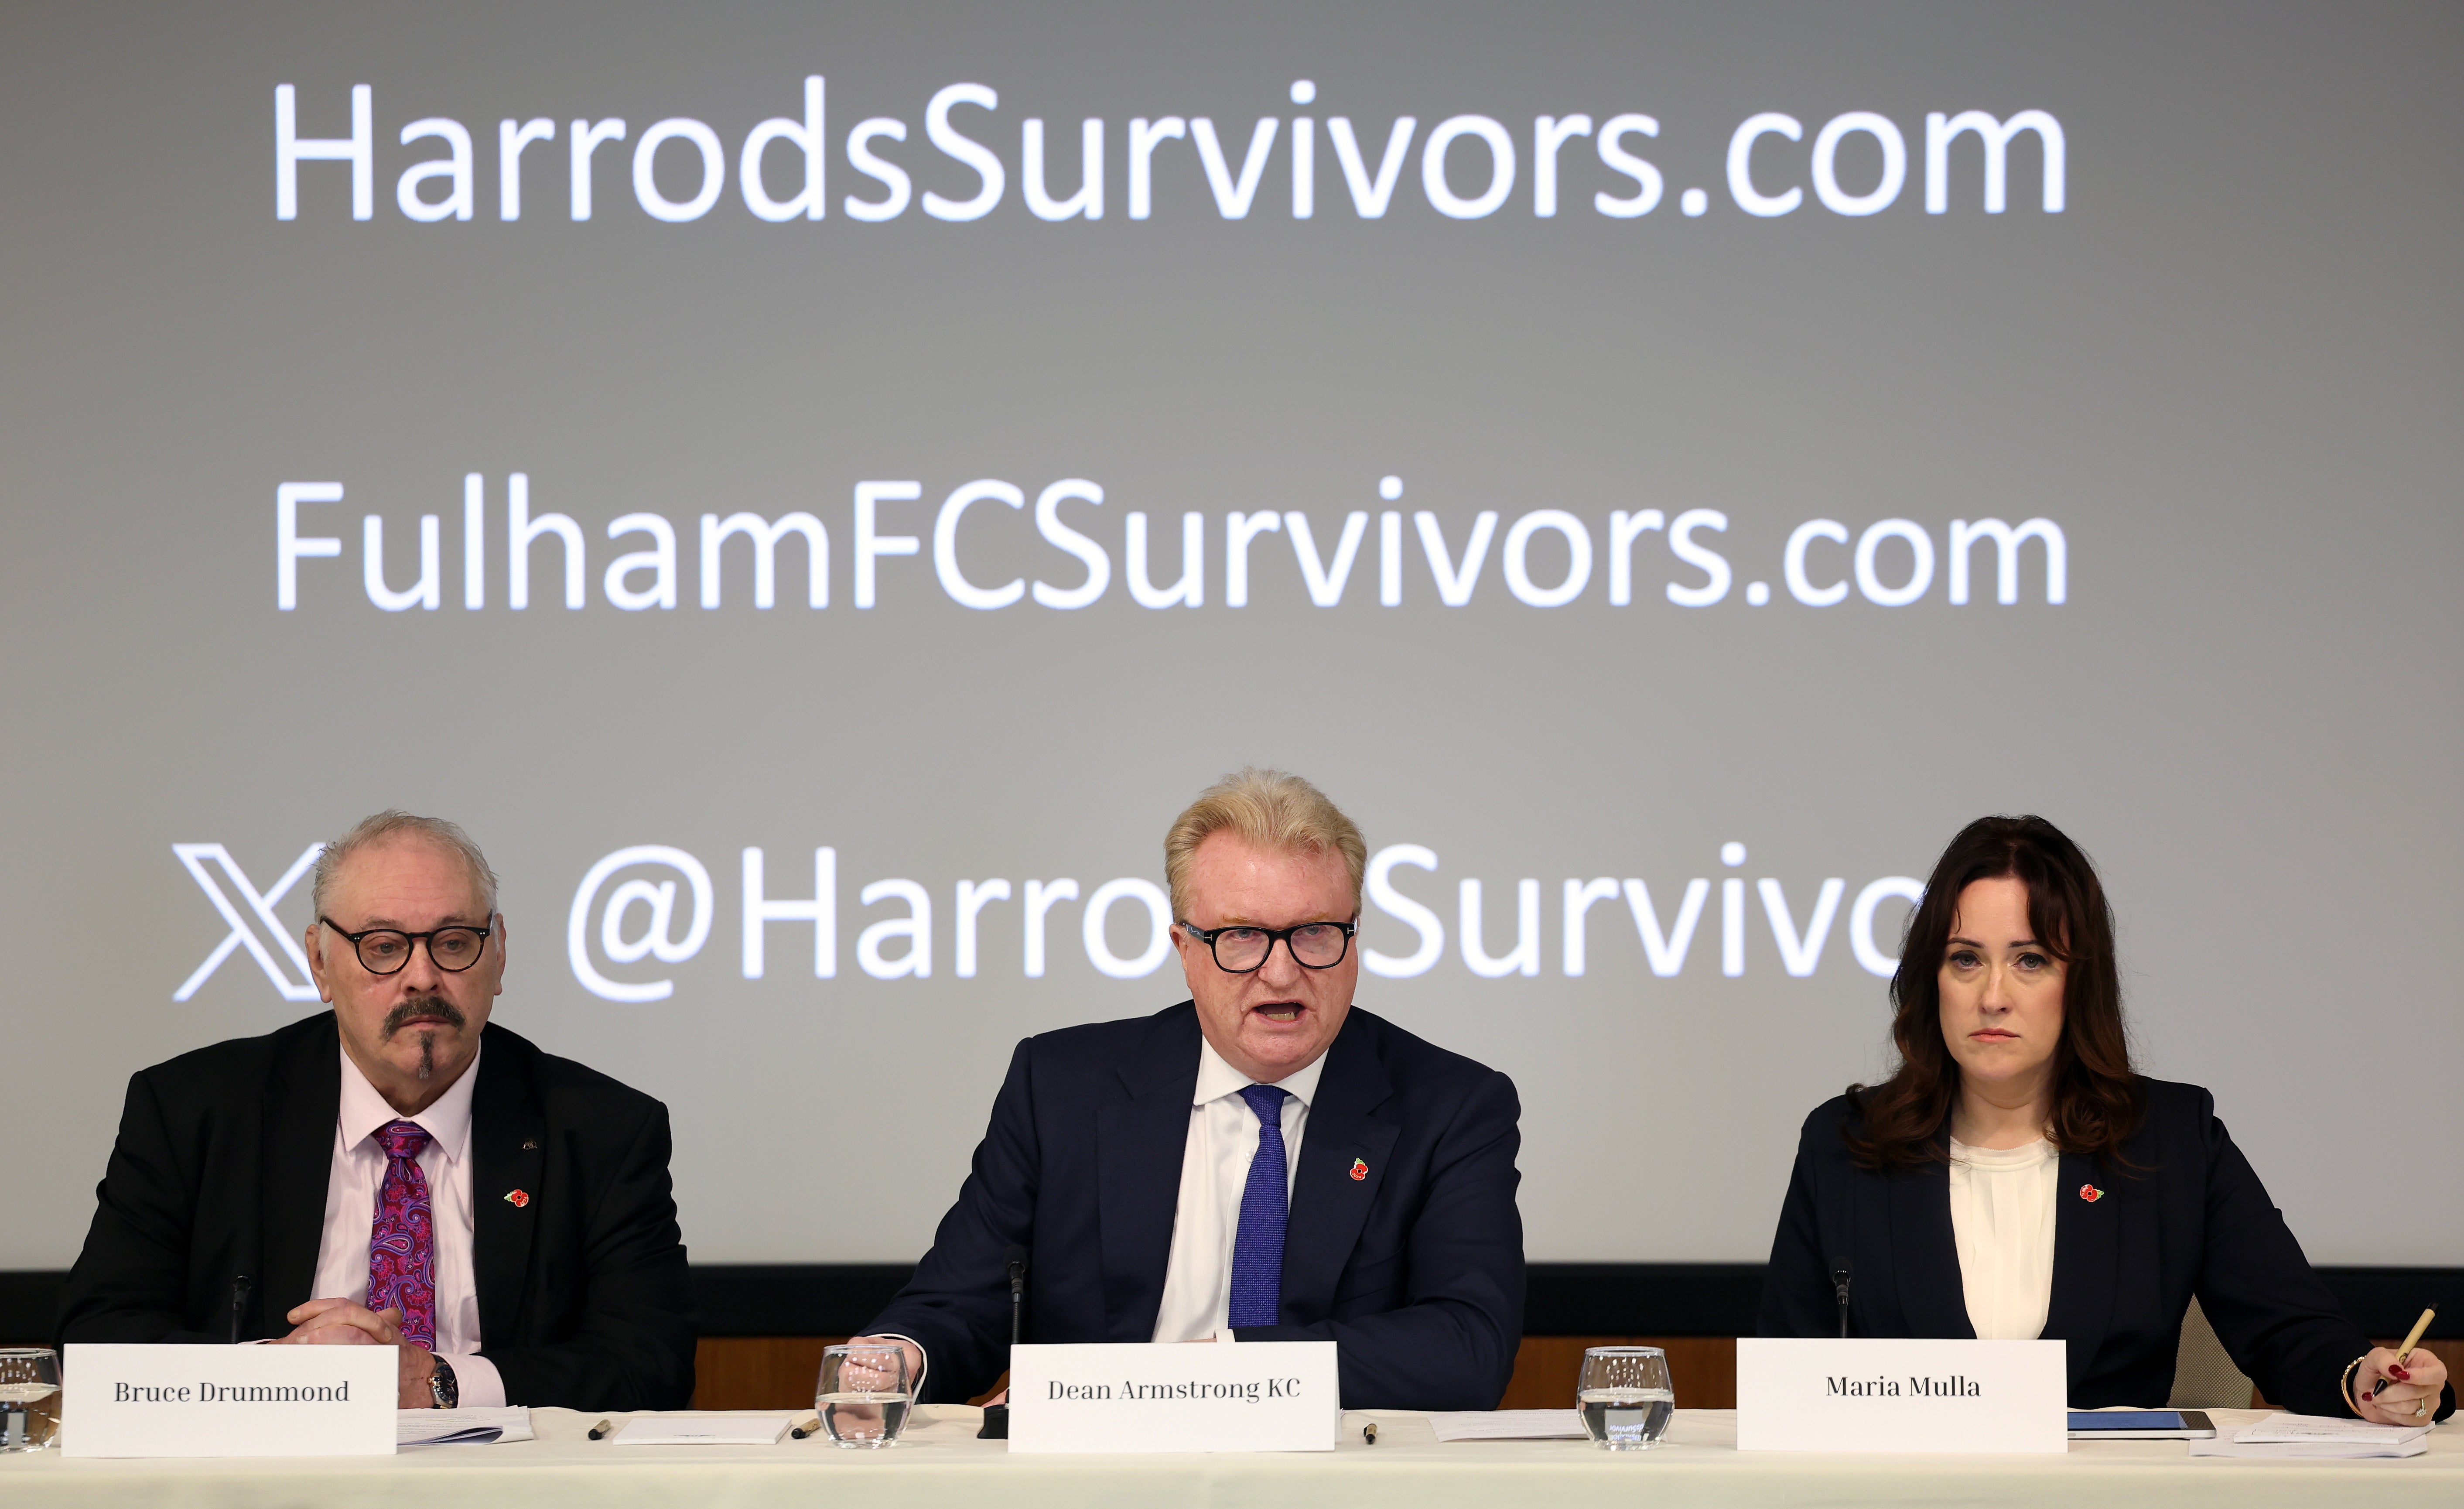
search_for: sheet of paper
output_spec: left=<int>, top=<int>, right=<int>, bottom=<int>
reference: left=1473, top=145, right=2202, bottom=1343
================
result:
left=2235, top=1412, right=2432, bottom=1444
left=2247, top=1410, right=2434, bottom=1440
left=397, top=1406, right=534, bottom=1445
left=2191, top=1437, right=2427, bottom=1459
left=612, top=1415, right=792, bottom=1446
left=1427, top=1410, right=1587, bottom=1442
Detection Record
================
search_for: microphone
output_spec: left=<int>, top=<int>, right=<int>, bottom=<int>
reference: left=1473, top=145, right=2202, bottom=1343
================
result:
left=1829, top=1256, right=1852, bottom=1340
left=229, top=1273, right=253, bottom=1345
left=978, top=1245, right=1030, bottom=1440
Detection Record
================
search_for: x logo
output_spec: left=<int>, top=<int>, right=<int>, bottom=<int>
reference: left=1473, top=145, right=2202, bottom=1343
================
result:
left=172, top=843, right=325, bottom=1003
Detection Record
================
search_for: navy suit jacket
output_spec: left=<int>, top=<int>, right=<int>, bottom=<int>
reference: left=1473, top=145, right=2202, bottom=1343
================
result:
left=1758, top=1078, right=2454, bottom=1420
left=864, top=1002, right=1525, bottom=1409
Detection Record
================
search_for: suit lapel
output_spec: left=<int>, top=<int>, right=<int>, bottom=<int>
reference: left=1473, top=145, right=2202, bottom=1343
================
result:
left=1095, top=1008, right=1200, bottom=1341
left=259, top=1019, right=342, bottom=1331
left=470, top=1029, right=546, bottom=1348
left=2044, top=1151, right=2118, bottom=1389
left=1890, top=1156, right=1975, bottom=1339
left=1278, top=1021, right=1398, bottom=1321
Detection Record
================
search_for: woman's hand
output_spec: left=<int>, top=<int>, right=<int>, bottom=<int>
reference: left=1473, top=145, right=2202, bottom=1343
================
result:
left=2352, top=1345, right=2447, bottom=1425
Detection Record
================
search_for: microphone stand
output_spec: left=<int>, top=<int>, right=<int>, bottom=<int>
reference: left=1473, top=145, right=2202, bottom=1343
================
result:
left=229, top=1274, right=253, bottom=1345
left=1830, top=1259, right=1852, bottom=1340
left=977, top=1247, right=1028, bottom=1439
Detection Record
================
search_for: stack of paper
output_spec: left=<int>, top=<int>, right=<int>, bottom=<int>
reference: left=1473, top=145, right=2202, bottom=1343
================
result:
left=397, top=1407, right=534, bottom=1446
left=612, top=1415, right=793, bottom=1445
left=1427, top=1410, right=1588, bottom=1442
left=2188, top=1412, right=2430, bottom=1460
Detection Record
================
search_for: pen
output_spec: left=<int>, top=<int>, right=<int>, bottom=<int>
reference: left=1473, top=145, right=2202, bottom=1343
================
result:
left=789, top=1416, right=822, bottom=1439
left=2370, top=1304, right=2437, bottom=1399
left=1363, top=1421, right=1377, bottom=1445
left=588, top=1418, right=615, bottom=1441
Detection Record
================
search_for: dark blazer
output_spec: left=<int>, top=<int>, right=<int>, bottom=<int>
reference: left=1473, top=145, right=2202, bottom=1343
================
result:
left=1759, top=1078, right=2454, bottom=1420
left=59, top=1013, right=697, bottom=1411
left=863, top=1002, right=1524, bottom=1410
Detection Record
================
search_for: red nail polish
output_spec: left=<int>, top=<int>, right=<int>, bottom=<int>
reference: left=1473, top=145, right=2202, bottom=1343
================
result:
left=2388, top=1365, right=2411, bottom=1381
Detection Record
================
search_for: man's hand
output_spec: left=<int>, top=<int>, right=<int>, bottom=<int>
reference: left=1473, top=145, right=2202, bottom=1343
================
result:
left=277, top=1297, right=399, bottom=1346
left=274, top=1299, right=438, bottom=1406
left=843, top=1334, right=924, bottom=1393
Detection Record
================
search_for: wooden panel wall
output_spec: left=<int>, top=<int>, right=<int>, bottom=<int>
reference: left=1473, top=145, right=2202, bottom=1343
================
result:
left=690, top=1333, right=2460, bottom=1413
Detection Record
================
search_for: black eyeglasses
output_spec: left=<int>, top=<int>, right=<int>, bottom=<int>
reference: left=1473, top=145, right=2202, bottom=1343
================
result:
left=319, top=917, right=492, bottom=975
left=1179, top=919, right=1357, bottom=974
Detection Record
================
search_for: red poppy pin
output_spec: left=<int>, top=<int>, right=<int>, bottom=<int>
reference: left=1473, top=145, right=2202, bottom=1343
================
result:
left=1349, top=1158, right=1369, bottom=1182
left=504, top=1189, right=530, bottom=1208
left=2078, top=1184, right=2103, bottom=1204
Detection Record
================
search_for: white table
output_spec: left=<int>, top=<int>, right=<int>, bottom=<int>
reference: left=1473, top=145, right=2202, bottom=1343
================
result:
left=4, top=1405, right=2453, bottom=1507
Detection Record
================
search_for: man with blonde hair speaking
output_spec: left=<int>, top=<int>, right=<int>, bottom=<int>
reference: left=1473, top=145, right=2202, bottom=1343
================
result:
left=855, top=769, right=1524, bottom=1409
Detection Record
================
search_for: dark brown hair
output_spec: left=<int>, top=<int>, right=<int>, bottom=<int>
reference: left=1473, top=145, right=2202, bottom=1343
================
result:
left=1844, top=815, right=2141, bottom=1170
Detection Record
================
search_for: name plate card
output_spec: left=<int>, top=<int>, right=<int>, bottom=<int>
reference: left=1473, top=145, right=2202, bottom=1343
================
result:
left=1007, top=1341, right=1338, bottom=1453
left=64, top=1344, right=395, bottom=1458
left=1736, top=1338, right=2066, bottom=1454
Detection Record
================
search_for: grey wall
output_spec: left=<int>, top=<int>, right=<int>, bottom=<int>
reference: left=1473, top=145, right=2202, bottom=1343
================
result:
left=2, top=0, right=2456, bottom=1267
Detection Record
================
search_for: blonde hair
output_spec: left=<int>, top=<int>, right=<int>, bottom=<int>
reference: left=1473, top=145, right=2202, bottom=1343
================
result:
left=1164, top=768, right=1367, bottom=920
left=311, top=811, right=500, bottom=919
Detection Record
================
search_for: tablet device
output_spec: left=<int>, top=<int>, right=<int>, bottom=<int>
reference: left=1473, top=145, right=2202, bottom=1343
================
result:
left=2067, top=1410, right=2216, bottom=1439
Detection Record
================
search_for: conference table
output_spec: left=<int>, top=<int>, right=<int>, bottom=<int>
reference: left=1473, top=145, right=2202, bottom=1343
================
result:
left=5, top=1404, right=2453, bottom=1507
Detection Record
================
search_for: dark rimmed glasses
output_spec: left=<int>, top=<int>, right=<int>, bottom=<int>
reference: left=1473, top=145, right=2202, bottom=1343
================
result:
left=318, top=916, right=492, bottom=975
left=1179, top=919, right=1357, bottom=973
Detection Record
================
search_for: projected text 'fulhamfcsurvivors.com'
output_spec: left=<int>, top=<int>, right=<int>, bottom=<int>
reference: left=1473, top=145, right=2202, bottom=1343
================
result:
left=275, top=474, right=2065, bottom=616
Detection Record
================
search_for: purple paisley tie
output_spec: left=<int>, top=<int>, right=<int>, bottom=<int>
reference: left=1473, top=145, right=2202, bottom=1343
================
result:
left=367, top=1119, right=437, bottom=1350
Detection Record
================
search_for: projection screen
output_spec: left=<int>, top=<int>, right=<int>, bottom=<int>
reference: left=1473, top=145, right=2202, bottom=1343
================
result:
left=3, top=0, right=2457, bottom=1270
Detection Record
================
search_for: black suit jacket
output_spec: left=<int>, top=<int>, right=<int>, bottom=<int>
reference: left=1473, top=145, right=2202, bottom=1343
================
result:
left=59, top=1013, right=697, bottom=1411
left=1759, top=1078, right=2454, bottom=1419
left=864, top=1002, right=1524, bottom=1410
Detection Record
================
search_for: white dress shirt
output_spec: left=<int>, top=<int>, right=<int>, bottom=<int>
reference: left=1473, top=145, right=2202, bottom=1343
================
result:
left=309, top=1044, right=507, bottom=1407
left=1946, top=1136, right=2059, bottom=1342
left=1150, top=1040, right=1324, bottom=1343
left=890, top=1038, right=1327, bottom=1398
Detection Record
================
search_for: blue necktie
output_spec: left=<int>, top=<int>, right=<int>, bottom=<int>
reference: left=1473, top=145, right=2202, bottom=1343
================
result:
left=1227, top=1084, right=1291, bottom=1330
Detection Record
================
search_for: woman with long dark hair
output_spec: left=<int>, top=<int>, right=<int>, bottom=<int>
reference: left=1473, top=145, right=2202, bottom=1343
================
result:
left=1758, top=815, right=2450, bottom=1420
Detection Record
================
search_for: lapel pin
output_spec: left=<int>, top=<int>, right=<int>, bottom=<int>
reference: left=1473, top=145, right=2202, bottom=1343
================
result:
left=522, top=1137, right=540, bottom=1150
left=1348, top=1158, right=1369, bottom=1182
left=505, top=1189, right=531, bottom=1208
left=2078, top=1184, right=2103, bottom=1203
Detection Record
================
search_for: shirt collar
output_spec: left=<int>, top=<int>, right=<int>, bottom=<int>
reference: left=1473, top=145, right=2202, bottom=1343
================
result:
left=1193, top=1036, right=1326, bottom=1109
left=337, top=1038, right=481, bottom=1163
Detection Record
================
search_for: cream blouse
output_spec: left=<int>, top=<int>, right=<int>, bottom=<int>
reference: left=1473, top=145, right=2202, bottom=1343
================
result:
left=1947, top=1136, right=2060, bottom=1341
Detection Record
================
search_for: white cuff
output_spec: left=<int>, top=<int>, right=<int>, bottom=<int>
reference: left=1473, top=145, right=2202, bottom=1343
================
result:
left=871, top=1332, right=928, bottom=1403
left=439, top=1352, right=507, bottom=1408
left=1212, top=1327, right=1238, bottom=1344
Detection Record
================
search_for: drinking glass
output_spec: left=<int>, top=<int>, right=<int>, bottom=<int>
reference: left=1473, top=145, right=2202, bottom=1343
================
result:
left=1578, top=1345, right=1674, bottom=1450
left=816, top=1342, right=914, bottom=1449
left=0, top=1349, right=61, bottom=1451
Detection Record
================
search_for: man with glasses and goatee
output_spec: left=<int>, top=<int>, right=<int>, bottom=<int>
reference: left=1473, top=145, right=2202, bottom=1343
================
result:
left=60, top=812, right=696, bottom=1411
left=853, top=769, right=1525, bottom=1410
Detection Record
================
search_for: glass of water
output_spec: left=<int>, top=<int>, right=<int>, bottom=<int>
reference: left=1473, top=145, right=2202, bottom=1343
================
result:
left=0, top=1348, right=61, bottom=1452
left=817, top=1342, right=914, bottom=1449
left=1578, top=1345, right=1674, bottom=1451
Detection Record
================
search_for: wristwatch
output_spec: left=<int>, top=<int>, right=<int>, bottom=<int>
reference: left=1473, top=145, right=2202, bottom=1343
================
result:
left=428, top=1355, right=459, bottom=1410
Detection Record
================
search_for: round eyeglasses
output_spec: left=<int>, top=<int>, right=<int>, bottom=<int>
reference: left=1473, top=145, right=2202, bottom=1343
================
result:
left=318, top=916, right=492, bottom=975
left=1179, top=919, right=1357, bottom=974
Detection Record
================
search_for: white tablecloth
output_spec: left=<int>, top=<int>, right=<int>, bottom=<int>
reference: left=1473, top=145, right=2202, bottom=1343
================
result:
left=4, top=1405, right=2454, bottom=1507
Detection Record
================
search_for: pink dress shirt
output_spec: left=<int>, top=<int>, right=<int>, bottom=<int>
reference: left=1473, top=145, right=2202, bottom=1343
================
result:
left=308, top=1044, right=507, bottom=1407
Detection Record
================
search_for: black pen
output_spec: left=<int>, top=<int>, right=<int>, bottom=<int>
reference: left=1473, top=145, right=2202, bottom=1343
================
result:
left=588, top=1418, right=615, bottom=1440
left=789, top=1416, right=822, bottom=1439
